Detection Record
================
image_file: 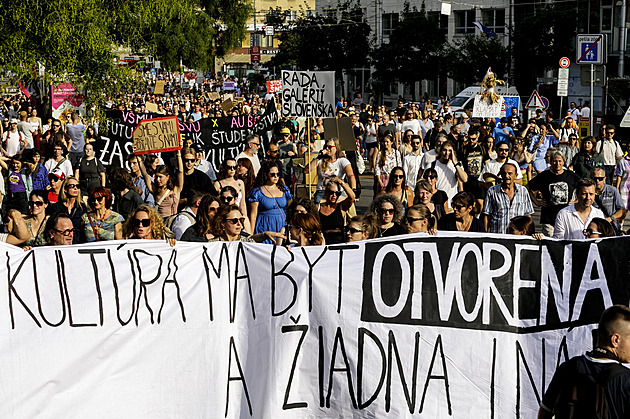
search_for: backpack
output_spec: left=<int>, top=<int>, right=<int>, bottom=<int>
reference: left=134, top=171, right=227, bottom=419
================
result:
left=163, top=211, right=195, bottom=231
left=555, top=357, right=629, bottom=419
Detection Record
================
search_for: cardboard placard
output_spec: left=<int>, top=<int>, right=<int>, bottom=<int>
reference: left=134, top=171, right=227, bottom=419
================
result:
left=154, top=80, right=165, bottom=95
left=145, top=102, right=159, bottom=113
left=220, top=98, right=233, bottom=112
left=322, top=117, right=357, bottom=151
left=472, top=95, right=502, bottom=118
left=132, top=116, right=181, bottom=155
left=208, top=92, right=220, bottom=101
left=280, top=70, right=336, bottom=118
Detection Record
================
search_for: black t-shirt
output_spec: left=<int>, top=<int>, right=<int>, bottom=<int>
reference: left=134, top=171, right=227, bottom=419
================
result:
left=437, top=212, right=486, bottom=232
left=379, top=222, right=406, bottom=238
left=378, top=123, right=396, bottom=142
left=528, top=169, right=580, bottom=224
left=461, top=144, right=489, bottom=178
left=541, top=355, right=630, bottom=418
left=183, top=169, right=216, bottom=198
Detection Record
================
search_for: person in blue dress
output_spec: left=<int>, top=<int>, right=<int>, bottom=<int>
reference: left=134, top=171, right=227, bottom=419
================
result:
left=248, top=160, right=293, bottom=242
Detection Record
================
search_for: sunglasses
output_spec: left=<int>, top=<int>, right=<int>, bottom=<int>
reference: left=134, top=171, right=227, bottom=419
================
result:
left=226, top=217, right=245, bottom=225
left=379, top=208, right=395, bottom=215
left=269, top=172, right=279, bottom=178
left=498, top=148, right=509, bottom=152
left=227, top=165, right=237, bottom=170
left=583, top=229, right=602, bottom=236
left=132, top=218, right=151, bottom=227
left=221, top=195, right=235, bottom=202
left=426, top=175, right=437, bottom=179
left=208, top=207, right=218, bottom=213
left=183, top=158, right=195, bottom=163
left=453, top=204, right=468, bottom=211
left=348, top=228, right=363, bottom=234
left=390, top=174, right=404, bottom=180
left=607, top=132, right=615, bottom=135
left=54, top=228, right=74, bottom=236
left=593, top=176, right=605, bottom=181
left=327, top=190, right=342, bottom=197
left=53, top=124, right=61, bottom=128
left=49, top=177, right=61, bottom=182
left=325, top=145, right=335, bottom=150
left=28, top=201, right=45, bottom=207
left=66, top=184, right=79, bottom=190
left=406, top=216, right=424, bottom=223
left=269, top=150, right=279, bottom=154
left=412, top=142, right=421, bottom=146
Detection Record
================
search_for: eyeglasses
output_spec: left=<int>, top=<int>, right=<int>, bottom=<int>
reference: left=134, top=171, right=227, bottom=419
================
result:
left=348, top=228, right=363, bottom=234
left=583, top=229, right=602, bottom=236
left=227, top=165, right=237, bottom=170
left=132, top=218, right=151, bottom=227
left=426, top=175, right=437, bottom=179
left=412, top=142, right=421, bottom=146
left=53, top=124, right=61, bottom=128
left=452, top=204, right=468, bottom=211
left=379, top=208, right=395, bottom=215
left=221, top=195, right=235, bottom=202
left=593, top=176, right=605, bottom=181
left=208, top=207, right=218, bottom=213
left=390, top=174, right=404, bottom=180
left=325, top=145, right=335, bottom=150
left=54, top=228, right=74, bottom=236
left=29, top=201, right=45, bottom=207
left=607, top=132, right=615, bottom=135
left=406, top=216, right=424, bottom=223
left=183, top=158, right=195, bottom=163
left=269, top=172, right=279, bottom=178
left=66, top=184, right=79, bottom=190
left=90, top=196, right=106, bottom=202
left=326, top=190, right=342, bottom=197
left=226, top=217, right=245, bottom=225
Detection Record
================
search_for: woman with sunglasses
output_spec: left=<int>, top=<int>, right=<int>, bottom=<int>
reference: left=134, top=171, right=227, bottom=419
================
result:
left=584, top=217, right=616, bottom=239
left=318, top=176, right=355, bottom=244
left=399, top=129, right=415, bottom=158
left=370, top=194, right=406, bottom=237
left=46, top=168, right=65, bottom=205
left=374, top=134, right=402, bottom=195
left=181, top=195, right=222, bottom=242
left=122, top=205, right=175, bottom=246
left=137, top=150, right=184, bottom=218
left=81, top=187, right=123, bottom=242
left=248, top=161, right=292, bottom=241
left=215, top=158, right=247, bottom=217
left=346, top=213, right=379, bottom=242
left=437, top=192, right=485, bottom=232
left=21, top=189, right=50, bottom=247
left=48, top=176, right=88, bottom=243
left=384, top=166, right=414, bottom=209
left=305, top=137, right=355, bottom=203
left=405, top=204, right=436, bottom=234
left=209, top=205, right=256, bottom=243
left=74, top=143, right=106, bottom=198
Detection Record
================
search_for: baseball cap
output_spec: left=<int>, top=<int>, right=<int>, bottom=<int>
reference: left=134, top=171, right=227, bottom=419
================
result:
left=10, top=118, right=18, bottom=124
left=48, top=169, right=66, bottom=181
left=279, top=127, right=290, bottom=134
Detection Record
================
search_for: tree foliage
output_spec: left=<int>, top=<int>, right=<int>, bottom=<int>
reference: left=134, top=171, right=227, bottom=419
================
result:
left=268, top=0, right=371, bottom=90
left=441, top=35, right=510, bottom=86
left=371, top=2, right=446, bottom=99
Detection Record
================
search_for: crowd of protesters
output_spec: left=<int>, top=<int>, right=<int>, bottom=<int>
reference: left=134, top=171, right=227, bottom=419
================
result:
left=0, top=72, right=627, bottom=248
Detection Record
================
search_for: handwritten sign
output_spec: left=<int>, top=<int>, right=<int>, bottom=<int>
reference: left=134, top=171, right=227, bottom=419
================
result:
left=132, top=116, right=181, bottom=155
left=266, top=80, right=282, bottom=93
left=281, top=70, right=335, bottom=118
left=208, top=92, right=220, bottom=101
left=472, top=95, right=503, bottom=118
left=154, top=80, right=165, bottom=95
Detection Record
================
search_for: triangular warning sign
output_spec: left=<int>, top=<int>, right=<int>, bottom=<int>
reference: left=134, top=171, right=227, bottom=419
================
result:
left=620, top=107, right=630, bottom=128
left=525, top=91, right=545, bottom=109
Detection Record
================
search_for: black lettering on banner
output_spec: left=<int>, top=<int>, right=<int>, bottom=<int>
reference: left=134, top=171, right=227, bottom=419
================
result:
left=7, top=251, right=42, bottom=328
left=556, top=335, right=570, bottom=368
left=300, top=247, right=328, bottom=312
left=419, top=335, right=452, bottom=415
left=325, top=327, right=358, bottom=409
left=386, top=330, right=419, bottom=413
left=78, top=249, right=106, bottom=326
left=490, top=338, right=497, bottom=419
left=158, top=249, right=186, bottom=323
left=271, top=245, right=297, bottom=316
left=281, top=324, right=309, bottom=410
left=58, top=250, right=96, bottom=327
left=202, top=244, right=230, bottom=321
left=318, top=326, right=325, bottom=408
left=328, top=244, right=359, bottom=313
left=132, top=250, right=162, bottom=325
left=357, top=327, right=386, bottom=409
left=232, top=243, right=255, bottom=322
left=110, top=249, right=135, bottom=326
left=515, top=341, right=542, bottom=417
left=225, top=336, right=253, bottom=417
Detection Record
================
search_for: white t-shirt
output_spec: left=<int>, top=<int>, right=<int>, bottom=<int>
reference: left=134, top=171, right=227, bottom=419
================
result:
left=403, top=152, right=424, bottom=188
left=418, top=119, right=434, bottom=139
left=477, top=159, right=523, bottom=182
left=4, top=131, right=22, bottom=156
left=434, top=160, right=458, bottom=204
left=400, top=119, right=421, bottom=136
left=236, top=151, right=261, bottom=175
left=45, top=157, right=74, bottom=178
left=316, top=157, right=351, bottom=191
left=17, top=121, right=36, bottom=149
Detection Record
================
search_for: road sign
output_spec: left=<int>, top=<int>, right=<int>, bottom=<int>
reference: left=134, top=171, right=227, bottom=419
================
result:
left=576, top=34, right=606, bottom=64
left=557, top=67, right=569, bottom=97
left=525, top=91, right=545, bottom=109
left=250, top=46, right=261, bottom=63
left=559, top=57, right=570, bottom=68
left=620, top=107, right=630, bottom=128
left=558, top=68, right=569, bottom=79
left=265, top=26, right=274, bottom=36
left=540, top=96, right=549, bottom=110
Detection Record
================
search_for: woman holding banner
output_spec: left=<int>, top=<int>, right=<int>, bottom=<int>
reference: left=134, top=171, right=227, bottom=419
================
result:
left=138, top=150, right=184, bottom=218
left=122, top=205, right=175, bottom=246
left=248, top=161, right=292, bottom=241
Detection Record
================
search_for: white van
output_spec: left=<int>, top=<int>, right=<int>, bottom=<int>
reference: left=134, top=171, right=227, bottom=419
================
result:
left=449, top=85, right=521, bottom=119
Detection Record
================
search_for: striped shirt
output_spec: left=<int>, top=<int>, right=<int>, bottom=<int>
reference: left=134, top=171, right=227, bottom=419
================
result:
left=482, top=183, right=534, bottom=234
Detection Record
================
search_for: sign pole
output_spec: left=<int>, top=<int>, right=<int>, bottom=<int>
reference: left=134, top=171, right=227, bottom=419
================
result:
left=559, top=96, right=563, bottom=122
left=590, top=64, right=594, bottom=137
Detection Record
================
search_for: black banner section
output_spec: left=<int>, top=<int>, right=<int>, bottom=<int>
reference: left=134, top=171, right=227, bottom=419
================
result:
left=100, top=100, right=278, bottom=170
left=361, top=236, right=630, bottom=333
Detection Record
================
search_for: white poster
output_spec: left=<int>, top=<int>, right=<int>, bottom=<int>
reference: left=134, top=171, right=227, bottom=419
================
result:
left=281, top=71, right=336, bottom=118
left=472, top=95, right=503, bottom=118
left=0, top=232, right=627, bottom=418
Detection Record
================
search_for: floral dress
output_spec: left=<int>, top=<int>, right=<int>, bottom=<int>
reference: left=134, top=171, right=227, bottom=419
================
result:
left=82, top=211, right=124, bottom=242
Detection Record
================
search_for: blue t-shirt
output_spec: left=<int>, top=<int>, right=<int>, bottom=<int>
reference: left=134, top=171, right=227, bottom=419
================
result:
left=492, top=126, right=514, bottom=146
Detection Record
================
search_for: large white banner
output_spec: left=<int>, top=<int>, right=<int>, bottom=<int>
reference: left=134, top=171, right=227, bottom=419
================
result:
left=1, top=232, right=628, bottom=418
left=281, top=70, right=336, bottom=118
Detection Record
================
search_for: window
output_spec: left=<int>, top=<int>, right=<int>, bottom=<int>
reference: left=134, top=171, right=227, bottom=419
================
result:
left=262, top=35, right=274, bottom=48
left=482, top=9, right=505, bottom=34
left=250, top=33, right=260, bottom=47
left=382, top=13, right=399, bottom=38
left=286, top=10, right=297, bottom=21
left=454, top=10, right=475, bottom=35
left=427, top=11, right=449, bottom=30
left=601, top=7, right=613, bottom=32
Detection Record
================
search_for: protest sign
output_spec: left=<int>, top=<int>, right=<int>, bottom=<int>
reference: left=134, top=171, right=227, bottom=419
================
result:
left=267, top=80, right=282, bottom=93
left=322, top=117, right=356, bottom=151
left=154, top=80, right=165, bottom=95
left=473, top=95, right=503, bottom=118
left=100, top=99, right=278, bottom=169
left=223, top=81, right=236, bottom=91
left=208, top=92, right=221, bottom=101
left=132, top=116, right=181, bottom=155
left=145, top=102, right=159, bottom=113
left=1, top=232, right=628, bottom=418
left=221, top=98, right=234, bottom=112
left=51, top=83, right=85, bottom=119
left=281, top=71, right=335, bottom=118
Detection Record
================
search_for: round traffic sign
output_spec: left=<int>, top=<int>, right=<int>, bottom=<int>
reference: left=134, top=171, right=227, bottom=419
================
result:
left=559, top=57, right=570, bottom=68
left=501, top=102, right=507, bottom=112
left=541, top=96, right=549, bottom=110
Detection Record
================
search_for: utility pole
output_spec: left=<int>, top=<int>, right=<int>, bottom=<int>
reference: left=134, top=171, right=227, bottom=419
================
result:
left=619, top=0, right=627, bottom=77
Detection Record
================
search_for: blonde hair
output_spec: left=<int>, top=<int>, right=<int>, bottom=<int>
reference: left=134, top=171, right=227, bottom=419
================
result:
left=321, top=137, right=345, bottom=172
left=123, top=205, right=173, bottom=239
left=59, top=176, right=84, bottom=204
